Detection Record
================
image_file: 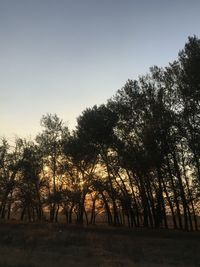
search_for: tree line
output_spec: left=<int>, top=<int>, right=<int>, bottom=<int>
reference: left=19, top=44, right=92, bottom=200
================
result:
left=0, top=36, right=200, bottom=230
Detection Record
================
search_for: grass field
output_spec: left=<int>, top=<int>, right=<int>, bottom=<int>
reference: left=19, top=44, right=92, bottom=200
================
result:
left=0, top=223, right=199, bottom=267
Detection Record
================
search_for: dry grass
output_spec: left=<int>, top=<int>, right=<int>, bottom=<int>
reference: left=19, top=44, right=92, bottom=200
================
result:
left=0, top=222, right=199, bottom=267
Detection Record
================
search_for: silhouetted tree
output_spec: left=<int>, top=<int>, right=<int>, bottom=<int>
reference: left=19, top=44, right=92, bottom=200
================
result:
left=36, top=113, right=69, bottom=222
left=0, top=36, right=199, bottom=230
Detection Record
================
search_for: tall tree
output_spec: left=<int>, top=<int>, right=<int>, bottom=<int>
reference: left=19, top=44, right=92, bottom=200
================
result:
left=36, top=113, right=69, bottom=222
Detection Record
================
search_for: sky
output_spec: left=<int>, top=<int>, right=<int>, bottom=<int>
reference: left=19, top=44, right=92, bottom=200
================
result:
left=0, top=0, right=200, bottom=140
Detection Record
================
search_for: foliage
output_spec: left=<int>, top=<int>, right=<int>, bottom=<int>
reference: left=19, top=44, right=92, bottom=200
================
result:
left=0, top=36, right=200, bottom=230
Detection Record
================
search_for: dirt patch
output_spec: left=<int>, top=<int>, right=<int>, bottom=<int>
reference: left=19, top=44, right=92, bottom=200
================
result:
left=0, top=223, right=199, bottom=267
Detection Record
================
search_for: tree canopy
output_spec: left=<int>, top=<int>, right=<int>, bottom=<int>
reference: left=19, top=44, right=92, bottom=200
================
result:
left=0, top=36, right=200, bottom=230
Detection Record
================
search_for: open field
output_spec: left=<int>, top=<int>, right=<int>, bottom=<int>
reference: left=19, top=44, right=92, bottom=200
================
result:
left=0, top=223, right=200, bottom=267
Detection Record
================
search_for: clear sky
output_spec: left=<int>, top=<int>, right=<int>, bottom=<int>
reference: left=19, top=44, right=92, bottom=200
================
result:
left=1, top=0, right=200, bottom=140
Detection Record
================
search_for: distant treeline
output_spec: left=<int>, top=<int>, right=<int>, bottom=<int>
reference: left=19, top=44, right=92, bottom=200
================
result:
left=0, top=36, right=200, bottom=231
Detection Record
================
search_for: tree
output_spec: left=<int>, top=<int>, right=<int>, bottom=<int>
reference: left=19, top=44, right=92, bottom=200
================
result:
left=36, top=113, right=69, bottom=222
left=15, top=139, right=45, bottom=222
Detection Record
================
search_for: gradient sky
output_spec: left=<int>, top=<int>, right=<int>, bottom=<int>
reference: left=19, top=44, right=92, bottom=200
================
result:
left=1, top=0, right=200, bottom=140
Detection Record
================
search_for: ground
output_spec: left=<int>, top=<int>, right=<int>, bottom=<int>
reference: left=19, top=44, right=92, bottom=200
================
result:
left=0, top=223, right=199, bottom=267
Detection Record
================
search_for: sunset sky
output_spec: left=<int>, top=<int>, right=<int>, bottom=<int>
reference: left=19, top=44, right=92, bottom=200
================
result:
left=1, top=0, right=200, bottom=140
